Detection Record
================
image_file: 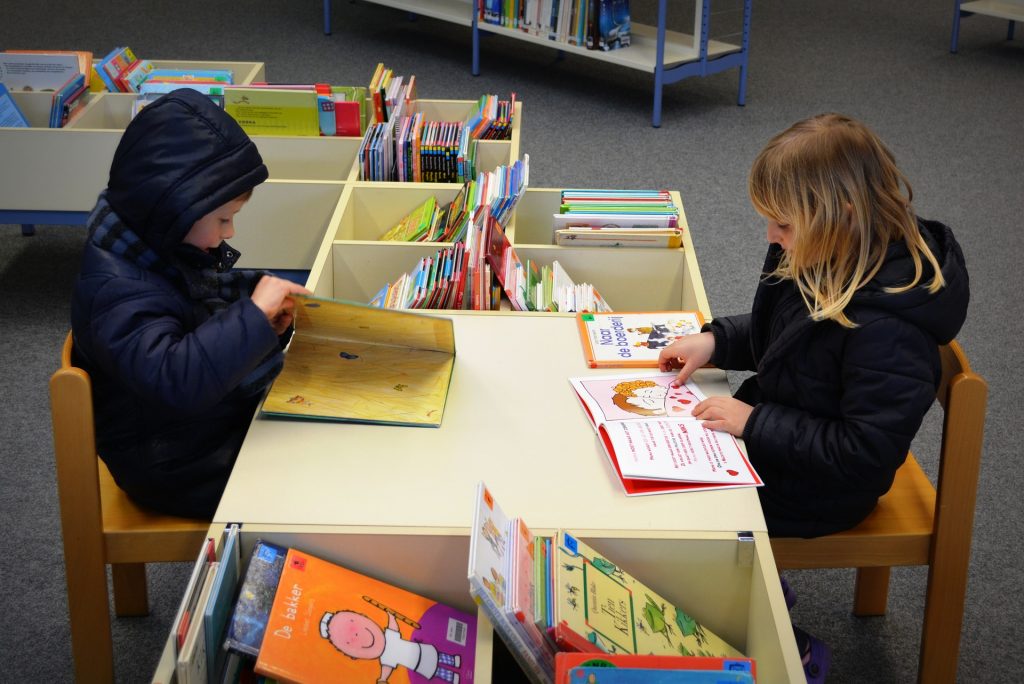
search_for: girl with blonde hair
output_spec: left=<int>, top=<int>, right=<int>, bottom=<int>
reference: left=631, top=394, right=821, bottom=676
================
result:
left=658, top=113, right=970, bottom=681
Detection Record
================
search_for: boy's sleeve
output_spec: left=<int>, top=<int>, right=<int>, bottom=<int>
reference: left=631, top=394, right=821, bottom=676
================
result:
left=84, top=276, right=280, bottom=413
left=705, top=313, right=757, bottom=371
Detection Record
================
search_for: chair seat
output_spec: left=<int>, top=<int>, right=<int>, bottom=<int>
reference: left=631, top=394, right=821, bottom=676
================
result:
left=99, top=460, right=209, bottom=564
left=771, top=454, right=936, bottom=569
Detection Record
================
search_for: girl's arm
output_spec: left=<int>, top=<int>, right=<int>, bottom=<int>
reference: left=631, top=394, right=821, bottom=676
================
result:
left=706, top=313, right=757, bottom=371
left=741, top=320, right=938, bottom=490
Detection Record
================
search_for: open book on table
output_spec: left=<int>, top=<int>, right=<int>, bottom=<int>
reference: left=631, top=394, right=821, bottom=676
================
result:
left=261, top=295, right=455, bottom=427
left=569, top=372, right=762, bottom=496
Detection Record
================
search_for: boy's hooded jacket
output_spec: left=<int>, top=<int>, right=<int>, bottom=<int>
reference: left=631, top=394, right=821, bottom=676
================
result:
left=707, top=219, right=970, bottom=538
left=71, top=89, right=278, bottom=518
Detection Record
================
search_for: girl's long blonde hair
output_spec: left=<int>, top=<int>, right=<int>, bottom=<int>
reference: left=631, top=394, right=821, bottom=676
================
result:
left=748, top=113, right=944, bottom=328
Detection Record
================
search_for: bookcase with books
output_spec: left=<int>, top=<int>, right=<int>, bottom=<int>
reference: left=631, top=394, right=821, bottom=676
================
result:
left=321, top=0, right=752, bottom=127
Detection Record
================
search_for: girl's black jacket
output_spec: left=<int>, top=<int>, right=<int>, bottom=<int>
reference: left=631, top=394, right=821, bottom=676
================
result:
left=707, top=219, right=970, bottom=538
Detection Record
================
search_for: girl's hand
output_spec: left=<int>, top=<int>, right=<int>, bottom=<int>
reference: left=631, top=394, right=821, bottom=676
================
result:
left=692, top=396, right=754, bottom=437
left=251, top=276, right=312, bottom=335
left=658, top=332, right=715, bottom=386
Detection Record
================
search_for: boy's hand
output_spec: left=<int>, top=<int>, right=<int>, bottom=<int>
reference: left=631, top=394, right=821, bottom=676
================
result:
left=658, top=332, right=715, bottom=387
left=252, top=276, right=312, bottom=335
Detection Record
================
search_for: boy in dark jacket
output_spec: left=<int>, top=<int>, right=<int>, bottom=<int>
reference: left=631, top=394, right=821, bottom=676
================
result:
left=71, top=88, right=309, bottom=518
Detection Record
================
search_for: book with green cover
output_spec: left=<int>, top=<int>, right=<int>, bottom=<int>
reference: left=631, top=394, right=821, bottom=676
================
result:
left=551, top=531, right=744, bottom=659
left=262, top=295, right=456, bottom=427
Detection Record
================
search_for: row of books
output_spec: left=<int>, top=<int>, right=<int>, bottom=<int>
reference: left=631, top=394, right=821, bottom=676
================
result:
left=554, top=189, right=683, bottom=248
left=469, top=483, right=755, bottom=684
left=171, top=483, right=756, bottom=684
left=482, top=0, right=632, bottom=51
left=359, top=63, right=517, bottom=182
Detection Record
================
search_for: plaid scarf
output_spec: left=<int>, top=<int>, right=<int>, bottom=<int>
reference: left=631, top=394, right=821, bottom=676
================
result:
left=87, top=191, right=284, bottom=396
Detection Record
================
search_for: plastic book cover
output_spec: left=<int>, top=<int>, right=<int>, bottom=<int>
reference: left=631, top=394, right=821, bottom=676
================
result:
left=223, top=86, right=320, bottom=136
left=255, top=547, right=476, bottom=684
left=203, top=524, right=242, bottom=677
left=225, top=540, right=289, bottom=658
left=552, top=531, right=744, bottom=659
left=566, top=667, right=752, bottom=683
left=468, top=483, right=552, bottom=684
left=596, top=0, right=631, bottom=50
left=261, top=295, right=456, bottom=427
left=576, top=312, right=704, bottom=368
left=568, top=371, right=762, bottom=490
left=0, top=83, right=30, bottom=127
left=554, top=652, right=757, bottom=684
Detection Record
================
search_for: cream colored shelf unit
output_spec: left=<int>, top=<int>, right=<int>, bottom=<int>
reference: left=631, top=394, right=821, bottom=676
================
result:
left=305, top=183, right=711, bottom=318
left=151, top=524, right=801, bottom=682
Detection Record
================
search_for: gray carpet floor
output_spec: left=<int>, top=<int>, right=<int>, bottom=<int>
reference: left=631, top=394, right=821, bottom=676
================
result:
left=1, top=0, right=1021, bottom=681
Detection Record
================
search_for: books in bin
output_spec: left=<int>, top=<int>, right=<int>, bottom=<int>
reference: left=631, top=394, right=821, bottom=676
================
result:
left=0, top=83, right=29, bottom=127
left=555, top=653, right=756, bottom=683
left=576, top=312, right=705, bottom=368
left=551, top=531, right=744, bottom=659
left=261, top=295, right=456, bottom=428
left=255, top=547, right=477, bottom=683
left=564, top=666, right=752, bottom=683
left=569, top=372, right=762, bottom=496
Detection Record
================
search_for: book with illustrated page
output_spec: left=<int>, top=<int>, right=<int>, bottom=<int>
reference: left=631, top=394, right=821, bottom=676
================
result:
left=262, top=295, right=455, bottom=428
left=551, top=531, right=745, bottom=660
left=568, top=372, right=762, bottom=495
left=255, top=547, right=477, bottom=683
left=576, top=312, right=705, bottom=368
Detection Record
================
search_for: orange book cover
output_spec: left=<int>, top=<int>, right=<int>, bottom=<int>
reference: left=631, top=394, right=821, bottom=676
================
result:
left=576, top=312, right=706, bottom=368
left=255, top=548, right=477, bottom=683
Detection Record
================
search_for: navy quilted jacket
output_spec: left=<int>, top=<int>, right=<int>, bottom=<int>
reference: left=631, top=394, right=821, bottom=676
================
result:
left=70, top=89, right=276, bottom=518
left=707, top=219, right=970, bottom=537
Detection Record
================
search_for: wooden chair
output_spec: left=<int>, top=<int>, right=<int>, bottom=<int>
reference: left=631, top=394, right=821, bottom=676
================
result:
left=771, top=341, right=987, bottom=683
left=50, top=332, right=210, bottom=683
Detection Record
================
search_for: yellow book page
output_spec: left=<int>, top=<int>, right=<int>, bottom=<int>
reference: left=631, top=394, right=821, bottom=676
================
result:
left=262, top=297, right=455, bottom=427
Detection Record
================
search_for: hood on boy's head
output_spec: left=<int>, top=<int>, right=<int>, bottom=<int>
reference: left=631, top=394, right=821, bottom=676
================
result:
left=106, top=88, right=268, bottom=253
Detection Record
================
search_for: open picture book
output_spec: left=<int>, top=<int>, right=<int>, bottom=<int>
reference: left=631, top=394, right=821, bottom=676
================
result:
left=262, top=295, right=455, bottom=427
left=569, top=372, right=762, bottom=496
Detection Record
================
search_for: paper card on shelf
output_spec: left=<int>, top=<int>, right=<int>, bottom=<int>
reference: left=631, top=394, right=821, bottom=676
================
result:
left=0, top=52, right=81, bottom=92
left=569, top=372, right=762, bottom=491
left=223, top=86, right=320, bottom=136
left=576, top=311, right=705, bottom=368
left=261, top=295, right=456, bottom=427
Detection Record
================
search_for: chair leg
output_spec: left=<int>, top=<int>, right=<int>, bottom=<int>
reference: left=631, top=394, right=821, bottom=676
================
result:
left=112, top=563, right=150, bottom=616
left=852, top=566, right=891, bottom=616
left=917, top=551, right=971, bottom=682
left=63, top=544, right=114, bottom=682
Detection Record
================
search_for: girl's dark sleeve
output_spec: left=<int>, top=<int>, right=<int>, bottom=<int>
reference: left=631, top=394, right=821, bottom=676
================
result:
left=705, top=313, right=757, bottom=371
left=741, top=319, right=938, bottom=491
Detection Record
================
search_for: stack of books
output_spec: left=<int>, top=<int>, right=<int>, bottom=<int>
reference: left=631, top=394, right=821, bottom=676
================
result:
left=0, top=50, right=92, bottom=127
left=554, top=189, right=683, bottom=248
left=469, top=483, right=754, bottom=684
left=174, top=525, right=478, bottom=683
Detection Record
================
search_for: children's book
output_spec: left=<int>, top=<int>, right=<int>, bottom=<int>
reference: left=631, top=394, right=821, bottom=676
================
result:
left=568, top=372, right=762, bottom=495
left=177, top=562, right=219, bottom=684
left=554, top=652, right=757, bottom=684
left=566, top=667, right=753, bottom=683
left=468, top=482, right=553, bottom=684
left=172, top=536, right=217, bottom=653
left=552, top=531, right=744, bottom=659
left=202, top=524, right=242, bottom=677
left=254, top=547, right=477, bottom=683
left=554, top=228, right=683, bottom=249
left=0, top=51, right=81, bottom=91
left=225, top=540, right=289, bottom=658
left=576, top=312, right=705, bottom=368
left=223, top=86, right=320, bottom=136
left=0, top=83, right=30, bottom=127
left=261, top=295, right=456, bottom=427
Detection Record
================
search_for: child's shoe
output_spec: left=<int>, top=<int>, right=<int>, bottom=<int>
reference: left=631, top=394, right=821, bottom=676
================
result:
left=780, top=577, right=797, bottom=611
left=793, top=625, right=831, bottom=683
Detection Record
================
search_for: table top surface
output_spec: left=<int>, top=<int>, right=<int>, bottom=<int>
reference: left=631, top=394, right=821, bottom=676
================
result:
left=215, top=313, right=767, bottom=535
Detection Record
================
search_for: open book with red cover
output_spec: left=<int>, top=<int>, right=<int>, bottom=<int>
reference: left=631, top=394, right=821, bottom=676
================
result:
left=569, top=372, right=762, bottom=496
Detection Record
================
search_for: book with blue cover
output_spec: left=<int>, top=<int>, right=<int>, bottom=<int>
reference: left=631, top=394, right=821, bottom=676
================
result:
left=203, top=524, right=241, bottom=677
left=225, top=539, right=288, bottom=658
left=0, top=83, right=29, bottom=127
